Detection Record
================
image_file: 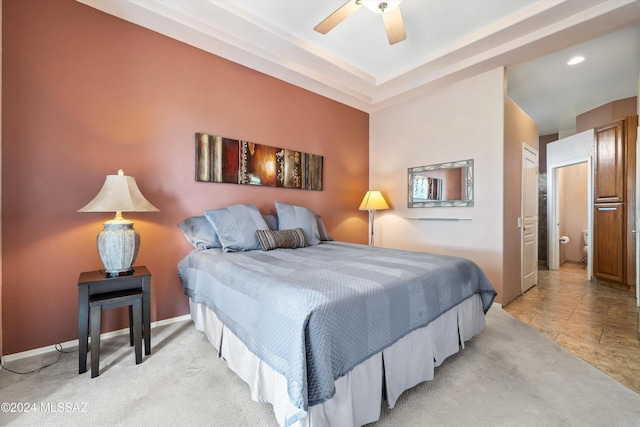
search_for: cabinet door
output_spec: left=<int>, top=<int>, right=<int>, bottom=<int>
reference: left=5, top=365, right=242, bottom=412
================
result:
left=624, top=115, right=638, bottom=286
left=594, top=120, right=624, bottom=203
left=593, top=203, right=625, bottom=283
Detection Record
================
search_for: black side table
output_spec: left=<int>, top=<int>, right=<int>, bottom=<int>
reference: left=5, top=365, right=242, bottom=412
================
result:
left=78, top=266, right=151, bottom=374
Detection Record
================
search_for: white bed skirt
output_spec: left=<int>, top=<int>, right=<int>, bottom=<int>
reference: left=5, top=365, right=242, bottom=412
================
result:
left=189, top=294, right=486, bottom=427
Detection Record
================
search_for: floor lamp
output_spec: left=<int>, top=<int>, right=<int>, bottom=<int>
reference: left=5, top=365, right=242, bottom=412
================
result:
left=359, top=190, right=389, bottom=246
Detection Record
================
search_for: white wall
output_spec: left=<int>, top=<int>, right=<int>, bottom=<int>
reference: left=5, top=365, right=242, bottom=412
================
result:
left=369, top=67, right=505, bottom=299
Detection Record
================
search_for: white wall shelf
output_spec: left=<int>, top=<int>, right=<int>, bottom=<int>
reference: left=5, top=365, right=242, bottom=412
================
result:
left=404, top=217, right=472, bottom=221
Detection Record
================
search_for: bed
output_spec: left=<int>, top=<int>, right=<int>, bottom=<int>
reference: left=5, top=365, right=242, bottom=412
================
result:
left=177, top=203, right=497, bottom=427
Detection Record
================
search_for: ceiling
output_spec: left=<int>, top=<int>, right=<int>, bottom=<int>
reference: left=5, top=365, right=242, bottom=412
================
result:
left=78, top=0, right=640, bottom=135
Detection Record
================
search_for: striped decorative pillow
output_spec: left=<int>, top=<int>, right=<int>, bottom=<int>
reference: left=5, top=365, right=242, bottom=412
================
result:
left=256, top=228, right=307, bottom=251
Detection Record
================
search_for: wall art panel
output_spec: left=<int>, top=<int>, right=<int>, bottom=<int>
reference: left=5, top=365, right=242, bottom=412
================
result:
left=196, top=133, right=323, bottom=190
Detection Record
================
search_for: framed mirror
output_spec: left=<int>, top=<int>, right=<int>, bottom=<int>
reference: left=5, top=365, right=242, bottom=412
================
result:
left=408, top=159, right=474, bottom=207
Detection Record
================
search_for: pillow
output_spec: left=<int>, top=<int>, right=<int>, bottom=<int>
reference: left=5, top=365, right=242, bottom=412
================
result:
left=316, top=215, right=333, bottom=241
left=178, top=216, right=222, bottom=250
left=256, top=228, right=307, bottom=251
left=262, top=214, right=278, bottom=231
left=275, top=201, right=321, bottom=246
left=204, top=204, right=269, bottom=252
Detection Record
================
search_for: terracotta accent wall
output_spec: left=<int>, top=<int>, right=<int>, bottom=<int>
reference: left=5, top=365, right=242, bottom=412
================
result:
left=503, top=96, right=539, bottom=305
left=2, top=0, right=369, bottom=354
left=0, top=0, right=3, bottom=357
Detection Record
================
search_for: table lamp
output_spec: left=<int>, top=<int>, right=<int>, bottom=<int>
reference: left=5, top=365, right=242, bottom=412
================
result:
left=359, top=190, right=389, bottom=246
left=78, top=169, right=159, bottom=277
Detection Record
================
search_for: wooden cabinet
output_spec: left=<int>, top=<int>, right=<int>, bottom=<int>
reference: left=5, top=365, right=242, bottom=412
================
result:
left=592, top=116, right=637, bottom=287
left=593, top=203, right=624, bottom=283
left=594, top=121, right=624, bottom=203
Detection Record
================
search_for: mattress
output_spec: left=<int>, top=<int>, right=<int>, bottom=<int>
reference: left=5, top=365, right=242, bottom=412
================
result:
left=178, top=241, right=496, bottom=426
left=189, top=294, right=487, bottom=427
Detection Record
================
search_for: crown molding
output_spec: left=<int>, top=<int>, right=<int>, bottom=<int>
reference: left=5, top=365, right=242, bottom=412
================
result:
left=77, top=0, right=640, bottom=113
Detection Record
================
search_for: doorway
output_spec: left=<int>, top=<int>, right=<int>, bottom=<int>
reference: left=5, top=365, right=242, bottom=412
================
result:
left=548, top=158, right=593, bottom=280
left=553, top=161, right=590, bottom=278
left=546, top=129, right=594, bottom=279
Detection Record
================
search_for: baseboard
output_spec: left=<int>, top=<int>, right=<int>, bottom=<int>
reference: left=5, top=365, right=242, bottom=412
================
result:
left=3, top=301, right=504, bottom=361
left=1, top=314, right=192, bottom=363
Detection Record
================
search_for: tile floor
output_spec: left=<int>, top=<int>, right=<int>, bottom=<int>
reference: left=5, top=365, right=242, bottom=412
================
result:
left=504, top=262, right=640, bottom=394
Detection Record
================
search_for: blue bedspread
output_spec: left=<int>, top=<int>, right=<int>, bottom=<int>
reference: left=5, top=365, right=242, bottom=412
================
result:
left=178, top=242, right=496, bottom=424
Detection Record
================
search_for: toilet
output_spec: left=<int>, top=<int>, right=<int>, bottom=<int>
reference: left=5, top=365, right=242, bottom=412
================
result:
left=582, top=229, right=588, bottom=264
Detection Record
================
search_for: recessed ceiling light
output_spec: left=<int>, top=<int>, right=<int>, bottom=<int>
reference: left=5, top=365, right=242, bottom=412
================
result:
left=567, top=56, right=585, bottom=66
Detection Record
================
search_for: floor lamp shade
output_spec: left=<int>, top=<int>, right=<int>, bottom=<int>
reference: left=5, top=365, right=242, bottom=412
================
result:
left=78, top=170, right=159, bottom=276
left=359, top=190, right=389, bottom=246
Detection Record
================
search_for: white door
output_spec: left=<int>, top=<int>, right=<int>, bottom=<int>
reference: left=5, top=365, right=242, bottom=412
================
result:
left=522, top=143, right=538, bottom=293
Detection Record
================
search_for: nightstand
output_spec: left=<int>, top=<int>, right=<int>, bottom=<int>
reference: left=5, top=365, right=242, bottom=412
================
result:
left=78, top=266, right=151, bottom=374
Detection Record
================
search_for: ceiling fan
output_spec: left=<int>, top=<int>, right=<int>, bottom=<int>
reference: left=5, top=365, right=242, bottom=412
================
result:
left=314, top=0, right=407, bottom=45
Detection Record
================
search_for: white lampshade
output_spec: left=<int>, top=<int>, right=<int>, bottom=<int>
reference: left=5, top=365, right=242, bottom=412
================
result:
left=78, top=169, right=159, bottom=213
left=359, top=190, right=389, bottom=247
left=359, top=190, right=390, bottom=211
left=79, top=170, right=158, bottom=276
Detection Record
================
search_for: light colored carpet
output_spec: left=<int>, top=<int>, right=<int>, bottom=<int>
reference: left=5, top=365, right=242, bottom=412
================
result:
left=1, top=308, right=639, bottom=426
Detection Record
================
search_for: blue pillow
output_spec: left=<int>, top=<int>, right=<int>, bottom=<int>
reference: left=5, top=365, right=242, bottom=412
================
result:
left=178, top=216, right=222, bottom=250
left=316, top=215, right=333, bottom=241
left=205, top=204, right=269, bottom=252
left=275, top=201, right=321, bottom=246
left=262, top=214, right=278, bottom=231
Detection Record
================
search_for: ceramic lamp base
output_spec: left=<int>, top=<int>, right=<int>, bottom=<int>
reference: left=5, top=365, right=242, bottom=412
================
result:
left=97, top=220, right=140, bottom=276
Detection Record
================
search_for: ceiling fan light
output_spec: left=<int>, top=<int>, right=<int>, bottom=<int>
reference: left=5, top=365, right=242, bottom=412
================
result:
left=361, top=0, right=402, bottom=14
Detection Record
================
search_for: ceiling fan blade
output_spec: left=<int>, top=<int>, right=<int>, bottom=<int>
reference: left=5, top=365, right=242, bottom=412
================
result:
left=382, top=6, right=407, bottom=45
left=314, top=0, right=361, bottom=34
